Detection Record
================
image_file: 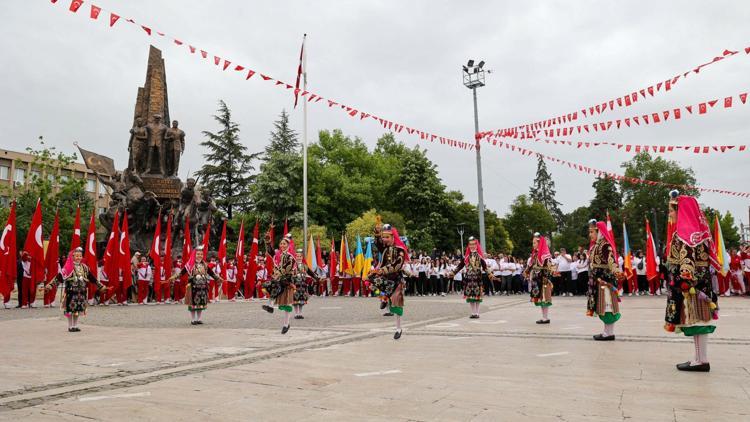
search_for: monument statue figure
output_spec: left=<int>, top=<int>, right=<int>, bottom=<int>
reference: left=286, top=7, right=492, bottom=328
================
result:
left=165, top=119, right=185, bottom=177
left=128, top=117, right=148, bottom=174
left=145, top=114, right=168, bottom=175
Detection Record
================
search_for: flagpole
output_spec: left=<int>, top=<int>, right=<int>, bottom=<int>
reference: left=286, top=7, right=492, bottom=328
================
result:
left=302, top=33, right=309, bottom=257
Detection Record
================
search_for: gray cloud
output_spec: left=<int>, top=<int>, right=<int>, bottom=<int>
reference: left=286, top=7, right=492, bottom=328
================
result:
left=1, top=0, right=748, bottom=233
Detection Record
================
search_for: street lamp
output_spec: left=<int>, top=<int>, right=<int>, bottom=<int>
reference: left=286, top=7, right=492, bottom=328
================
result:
left=462, top=59, right=486, bottom=248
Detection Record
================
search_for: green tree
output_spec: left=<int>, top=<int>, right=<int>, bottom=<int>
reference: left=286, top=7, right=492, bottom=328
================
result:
left=504, top=195, right=557, bottom=258
left=266, top=109, right=299, bottom=155
left=250, top=111, right=304, bottom=224
left=529, top=155, right=563, bottom=227
left=307, top=130, right=382, bottom=234
left=703, top=208, right=741, bottom=249
left=195, top=100, right=260, bottom=219
left=554, top=206, right=592, bottom=252
left=2, top=139, right=94, bottom=253
left=620, top=152, right=698, bottom=249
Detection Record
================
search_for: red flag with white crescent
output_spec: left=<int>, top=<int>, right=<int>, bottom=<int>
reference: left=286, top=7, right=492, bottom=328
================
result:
left=0, top=201, right=18, bottom=298
left=293, top=34, right=306, bottom=108
left=149, top=211, right=162, bottom=286
left=84, top=209, right=97, bottom=274
left=104, top=211, right=120, bottom=284
left=45, top=212, right=61, bottom=282
left=218, top=220, right=227, bottom=279
left=71, top=204, right=81, bottom=251
left=23, top=199, right=45, bottom=283
left=119, top=212, right=132, bottom=290
left=163, top=214, right=173, bottom=279
left=235, top=221, right=245, bottom=287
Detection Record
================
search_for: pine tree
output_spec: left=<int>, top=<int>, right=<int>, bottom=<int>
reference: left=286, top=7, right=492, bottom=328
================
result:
left=195, top=100, right=260, bottom=219
left=266, top=110, right=299, bottom=155
left=529, top=155, right=563, bottom=228
left=250, top=110, right=303, bottom=224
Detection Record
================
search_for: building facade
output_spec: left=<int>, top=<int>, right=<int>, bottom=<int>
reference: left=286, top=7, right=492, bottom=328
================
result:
left=0, top=148, right=111, bottom=214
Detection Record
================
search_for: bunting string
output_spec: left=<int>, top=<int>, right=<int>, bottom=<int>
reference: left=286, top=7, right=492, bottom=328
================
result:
left=481, top=90, right=749, bottom=141
left=490, top=140, right=750, bottom=198
left=494, top=47, right=749, bottom=133
left=484, top=136, right=747, bottom=155
left=53, top=0, right=475, bottom=151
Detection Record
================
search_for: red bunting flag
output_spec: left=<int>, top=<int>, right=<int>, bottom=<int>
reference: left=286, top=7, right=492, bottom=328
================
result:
left=90, top=4, right=101, bottom=19
left=69, top=0, right=84, bottom=13
left=141, top=25, right=152, bottom=36
left=45, top=212, right=60, bottom=283
left=725, top=96, right=733, bottom=108
left=119, top=212, right=132, bottom=290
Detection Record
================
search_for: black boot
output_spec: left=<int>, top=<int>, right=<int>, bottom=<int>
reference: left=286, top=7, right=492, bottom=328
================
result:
left=593, top=334, right=615, bottom=341
left=676, top=362, right=710, bottom=372
left=379, top=301, right=387, bottom=310
left=262, top=305, right=274, bottom=314
left=281, top=325, right=290, bottom=334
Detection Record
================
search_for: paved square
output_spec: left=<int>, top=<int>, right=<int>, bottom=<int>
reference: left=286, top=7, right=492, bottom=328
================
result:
left=0, top=295, right=748, bottom=421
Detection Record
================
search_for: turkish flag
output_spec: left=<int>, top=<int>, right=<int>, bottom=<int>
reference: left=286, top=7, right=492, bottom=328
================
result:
left=0, top=202, right=18, bottom=299
left=142, top=26, right=152, bottom=36
left=159, top=214, right=171, bottom=279
left=119, top=212, right=132, bottom=290
left=103, top=211, right=120, bottom=285
left=740, top=93, right=748, bottom=104
left=315, top=236, right=324, bottom=269
left=645, top=219, right=659, bottom=282
left=699, top=103, right=707, bottom=114
left=69, top=0, right=83, bottom=13
left=201, top=221, right=211, bottom=254
left=329, top=239, right=337, bottom=280
left=84, top=210, right=97, bottom=273
left=724, top=96, right=733, bottom=108
left=674, top=108, right=681, bottom=119
left=23, top=199, right=45, bottom=284
left=90, top=5, right=101, bottom=19
left=71, top=205, right=81, bottom=251
left=222, top=60, right=231, bottom=71
left=265, top=223, right=275, bottom=274
left=45, top=213, right=60, bottom=283
left=247, top=221, right=259, bottom=294
left=182, top=216, right=192, bottom=265
left=235, top=221, right=246, bottom=288
left=218, top=220, right=227, bottom=279
left=109, top=13, right=120, bottom=27
left=149, top=211, right=162, bottom=286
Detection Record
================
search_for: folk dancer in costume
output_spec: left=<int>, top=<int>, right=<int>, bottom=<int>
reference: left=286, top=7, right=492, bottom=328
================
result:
left=168, top=245, right=225, bottom=325
left=526, top=233, right=554, bottom=324
left=664, top=191, right=720, bottom=372
left=225, top=257, right=238, bottom=302
left=262, top=233, right=296, bottom=334
left=370, top=223, right=408, bottom=340
left=586, top=220, right=624, bottom=341
left=448, top=236, right=494, bottom=319
left=293, top=249, right=319, bottom=319
left=44, top=248, right=109, bottom=332
left=136, top=255, right=152, bottom=305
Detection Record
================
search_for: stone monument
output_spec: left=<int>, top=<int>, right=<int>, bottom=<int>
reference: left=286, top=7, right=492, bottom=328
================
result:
left=81, top=46, right=217, bottom=254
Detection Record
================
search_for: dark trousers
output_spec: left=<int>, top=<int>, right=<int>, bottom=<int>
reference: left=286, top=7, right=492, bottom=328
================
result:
left=512, top=275, right=523, bottom=293
left=577, top=272, right=588, bottom=295
left=417, top=272, right=426, bottom=295
left=637, top=275, right=648, bottom=293
left=559, top=271, right=572, bottom=294
left=500, top=275, right=512, bottom=293
left=482, top=274, right=493, bottom=295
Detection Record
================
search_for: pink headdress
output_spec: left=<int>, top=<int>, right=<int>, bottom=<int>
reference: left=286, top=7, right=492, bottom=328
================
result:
left=534, top=233, right=552, bottom=266
left=388, top=226, right=410, bottom=262
left=464, top=236, right=485, bottom=265
left=61, top=251, right=75, bottom=278
left=675, top=195, right=712, bottom=248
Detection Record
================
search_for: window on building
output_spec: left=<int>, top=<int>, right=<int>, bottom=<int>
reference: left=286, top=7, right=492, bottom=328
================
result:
left=86, top=179, right=96, bottom=193
left=30, top=170, right=41, bottom=181
left=47, top=173, right=55, bottom=183
left=0, top=166, right=9, bottom=180
left=59, top=174, right=69, bottom=183
left=0, top=197, right=9, bottom=207
left=14, top=168, right=25, bottom=185
left=98, top=207, right=107, bottom=216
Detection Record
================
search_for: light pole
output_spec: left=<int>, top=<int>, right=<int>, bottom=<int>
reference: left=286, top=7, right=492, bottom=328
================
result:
left=456, top=223, right=466, bottom=255
left=463, top=60, right=487, bottom=248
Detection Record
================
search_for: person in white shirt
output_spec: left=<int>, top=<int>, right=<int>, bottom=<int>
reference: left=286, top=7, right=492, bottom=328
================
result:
left=633, top=250, right=646, bottom=296
left=575, top=253, right=589, bottom=295
left=498, top=255, right=512, bottom=295
left=484, top=256, right=498, bottom=295
left=556, top=248, right=573, bottom=297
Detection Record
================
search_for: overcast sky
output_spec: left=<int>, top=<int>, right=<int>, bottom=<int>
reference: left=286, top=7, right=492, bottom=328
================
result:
left=2, top=1, right=749, bottom=234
